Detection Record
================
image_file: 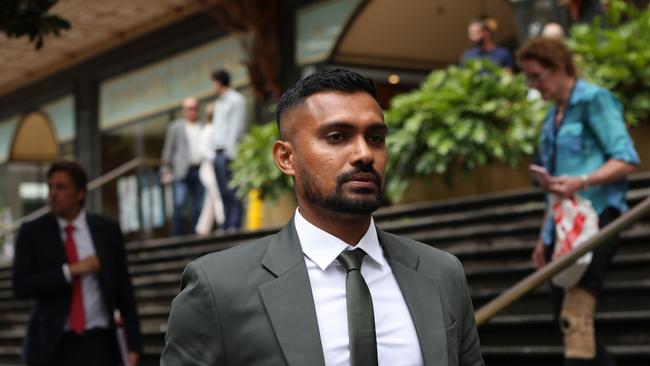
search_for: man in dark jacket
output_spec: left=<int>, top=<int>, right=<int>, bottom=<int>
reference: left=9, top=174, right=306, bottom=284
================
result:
left=13, top=161, right=142, bottom=366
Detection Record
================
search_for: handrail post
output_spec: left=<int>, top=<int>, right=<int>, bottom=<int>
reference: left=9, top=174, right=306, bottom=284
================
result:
left=135, top=162, right=149, bottom=241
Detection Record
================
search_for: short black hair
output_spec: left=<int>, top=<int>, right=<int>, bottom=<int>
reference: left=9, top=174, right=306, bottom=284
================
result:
left=211, top=69, right=231, bottom=87
left=276, top=68, right=377, bottom=137
left=47, top=161, right=88, bottom=205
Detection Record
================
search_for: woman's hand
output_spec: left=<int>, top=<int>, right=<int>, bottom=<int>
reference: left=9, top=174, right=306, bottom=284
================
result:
left=548, top=175, right=584, bottom=198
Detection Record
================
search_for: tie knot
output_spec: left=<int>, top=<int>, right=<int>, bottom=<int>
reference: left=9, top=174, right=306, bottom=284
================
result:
left=65, top=224, right=75, bottom=235
left=337, top=249, right=367, bottom=272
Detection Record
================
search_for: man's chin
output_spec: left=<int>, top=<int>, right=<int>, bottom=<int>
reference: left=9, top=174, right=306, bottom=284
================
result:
left=321, top=195, right=382, bottom=216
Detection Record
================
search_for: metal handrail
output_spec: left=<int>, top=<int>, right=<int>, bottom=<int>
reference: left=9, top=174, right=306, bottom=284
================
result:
left=475, top=194, right=650, bottom=326
left=0, top=157, right=162, bottom=241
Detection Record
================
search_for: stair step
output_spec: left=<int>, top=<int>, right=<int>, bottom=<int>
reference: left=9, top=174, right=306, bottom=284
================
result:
left=482, top=344, right=650, bottom=355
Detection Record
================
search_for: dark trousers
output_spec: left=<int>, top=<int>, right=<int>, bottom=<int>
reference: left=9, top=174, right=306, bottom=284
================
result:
left=52, top=329, right=118, bottom=366
left=213, top=151, right=242, bottom=230
left=545, top=207, right=621, bottom=366
left=172, top=166, right=204, bottom=235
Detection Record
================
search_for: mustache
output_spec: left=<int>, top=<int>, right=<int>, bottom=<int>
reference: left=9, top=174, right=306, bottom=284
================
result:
left=336, top=165, right=382, bottom=185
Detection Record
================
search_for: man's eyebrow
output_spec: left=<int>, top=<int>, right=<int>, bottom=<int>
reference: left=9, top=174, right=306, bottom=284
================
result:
left=367, top=123, right=388, bottom=132
left=317, top=121, right=387, bottom=132
left=317, top=121, right=353, bottom=132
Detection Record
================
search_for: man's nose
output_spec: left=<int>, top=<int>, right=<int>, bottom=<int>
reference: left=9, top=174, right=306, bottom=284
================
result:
left=352, top=137, right=374, bottom=165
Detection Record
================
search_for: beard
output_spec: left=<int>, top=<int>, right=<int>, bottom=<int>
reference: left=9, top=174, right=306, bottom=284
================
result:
left=300, top=164, right=384, bottom=215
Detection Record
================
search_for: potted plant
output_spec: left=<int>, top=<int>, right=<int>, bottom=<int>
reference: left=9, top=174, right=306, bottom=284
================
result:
left=384, top=60, right=547, bottom=201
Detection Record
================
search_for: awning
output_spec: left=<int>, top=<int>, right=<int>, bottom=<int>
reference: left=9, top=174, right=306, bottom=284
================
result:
left=332, top=0, right=516, bottom=70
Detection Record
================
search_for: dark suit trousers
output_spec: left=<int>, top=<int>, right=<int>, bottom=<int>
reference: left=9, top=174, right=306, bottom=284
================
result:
left=545, top=207, right=620, bottom=366
left=213, top=151, right=242, bottom=230
left=51, top=329, right=118, bottom=366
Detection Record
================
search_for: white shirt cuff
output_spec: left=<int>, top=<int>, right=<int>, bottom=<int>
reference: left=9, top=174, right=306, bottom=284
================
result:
left=62, top=264, right=72, bottom=283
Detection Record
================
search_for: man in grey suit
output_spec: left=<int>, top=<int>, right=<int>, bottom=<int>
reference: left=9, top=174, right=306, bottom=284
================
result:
left=161, top=97, right=205, bottom=235
left=161, top=68, right=484, bottom=365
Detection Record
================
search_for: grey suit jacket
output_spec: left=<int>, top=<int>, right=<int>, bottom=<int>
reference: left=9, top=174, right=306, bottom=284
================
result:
left=161, top=220, right=483, bottom=366
left=161, top=119, right=198, bottom=180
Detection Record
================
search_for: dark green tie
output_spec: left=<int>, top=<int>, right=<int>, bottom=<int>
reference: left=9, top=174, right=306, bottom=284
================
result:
left=338, top=249, right=378, bottom=366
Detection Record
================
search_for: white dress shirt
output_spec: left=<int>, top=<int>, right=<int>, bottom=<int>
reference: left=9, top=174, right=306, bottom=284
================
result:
left=58, top=210, right=110, bottom=331
left=210, top=88, right=247, bottom=158
left=294, top=209, right=424, bottom=366
left=184, top=120, right=203, bottom=165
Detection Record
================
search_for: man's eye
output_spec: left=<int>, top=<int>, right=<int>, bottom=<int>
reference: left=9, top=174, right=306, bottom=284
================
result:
left=369, top=135, right=385, bottom=144
left=327, top=133, right=344, bottom=143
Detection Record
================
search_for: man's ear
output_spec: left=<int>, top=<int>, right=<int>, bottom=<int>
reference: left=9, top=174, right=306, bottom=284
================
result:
left=272, top=140, right=296, bottom=176
left=76, top=189, right=87, bottom=207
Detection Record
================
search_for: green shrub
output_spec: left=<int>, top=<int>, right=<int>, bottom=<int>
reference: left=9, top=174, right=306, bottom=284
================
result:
left=230, top=122, right=293, bottom=200
left=385, top=60, right=547, bottom=200
left=569, top=0, right=650, bottom=125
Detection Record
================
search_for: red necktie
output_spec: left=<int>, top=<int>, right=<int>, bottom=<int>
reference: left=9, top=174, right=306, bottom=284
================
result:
left=64, top=224, right=86, bottom=334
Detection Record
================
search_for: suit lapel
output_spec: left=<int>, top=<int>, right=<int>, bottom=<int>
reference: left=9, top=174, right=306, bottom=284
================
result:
left=176, top=121, right=190, bottom=159
left=259, top=221, right=326, bottom=366
left=44, top=214, right=67, bottom=265
left=85, top=215, right=112, bottom=305
left=379, top=230, right=448, bottom=366
left=86, top=215, right=108, bottom=269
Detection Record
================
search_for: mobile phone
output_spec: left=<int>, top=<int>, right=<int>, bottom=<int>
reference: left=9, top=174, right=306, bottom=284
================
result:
left=529, top=164, right=552, bottom=187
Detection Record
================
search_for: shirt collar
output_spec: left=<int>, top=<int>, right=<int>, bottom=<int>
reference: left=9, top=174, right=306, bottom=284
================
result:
left=294, top=208, right=385, bottom=271
left=567, top=79, right=585, bottom=107
left=218, top=89, right=232, bottom=100
left=57, top=209, right=88, bottom=233
left=545, top=79, right=586, bottom=130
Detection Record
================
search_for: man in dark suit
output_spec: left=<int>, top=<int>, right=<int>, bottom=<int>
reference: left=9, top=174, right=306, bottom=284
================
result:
left=161, top=68, right=484, bottom=365
left=12, top=161, right=142, bottom=366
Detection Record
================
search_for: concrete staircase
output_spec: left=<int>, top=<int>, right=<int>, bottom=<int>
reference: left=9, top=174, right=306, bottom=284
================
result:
left=1, top=174, right=650, bottom=365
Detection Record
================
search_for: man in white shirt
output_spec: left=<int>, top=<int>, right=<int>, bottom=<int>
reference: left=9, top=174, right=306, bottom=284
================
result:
left=160, top=97, right=205, bottom=235
left=210, top=69, right=247, bottom=232
left=162, top=68, right=484, bottom=366
left=13, top=161, right=141, bottom=366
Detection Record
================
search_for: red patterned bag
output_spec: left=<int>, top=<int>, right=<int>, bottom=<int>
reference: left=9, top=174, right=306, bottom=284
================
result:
left=551, top=196, right=599, bottom=288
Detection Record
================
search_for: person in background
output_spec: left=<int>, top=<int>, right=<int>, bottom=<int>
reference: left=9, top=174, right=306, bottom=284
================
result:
left=196, top=104, right=225, bottom=236
left=160, top=97, right=205, bottom=236
left=161, top=68, right=483, bottom=366
left=13, top=161, right=142, bottom=366
left=518, top=37, right=639, bottom=366
left=461, top=16, right=514, bottom=70
left=541, top=22, right=566, bottom=40
left=210, top=69, right=247, bottom=232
